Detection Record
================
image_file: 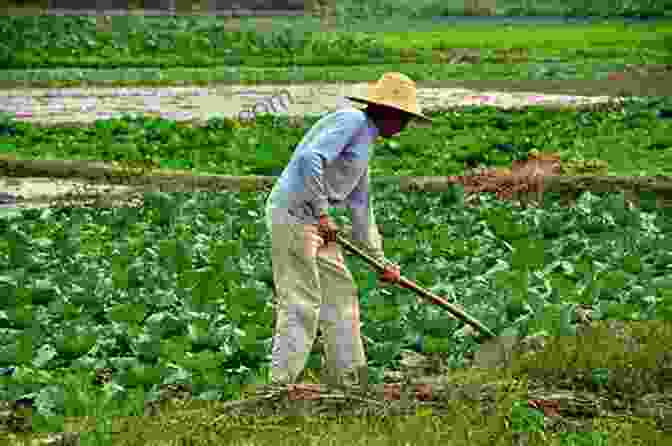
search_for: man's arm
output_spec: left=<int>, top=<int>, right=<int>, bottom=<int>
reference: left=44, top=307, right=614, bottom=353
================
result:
left=299, top=111, right=367, bottom=219
left=348, top=168, right=384, bottom=259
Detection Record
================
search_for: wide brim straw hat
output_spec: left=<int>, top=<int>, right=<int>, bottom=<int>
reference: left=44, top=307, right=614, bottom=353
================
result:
left=346, top=72, right=432, bottom=122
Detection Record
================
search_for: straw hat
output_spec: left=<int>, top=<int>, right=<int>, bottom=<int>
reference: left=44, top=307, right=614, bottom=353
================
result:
left=346, top=72, right=432, bottom=122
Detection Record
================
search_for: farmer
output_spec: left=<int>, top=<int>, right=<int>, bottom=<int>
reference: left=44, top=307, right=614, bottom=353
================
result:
left=264, top=72, right=432, bottom=391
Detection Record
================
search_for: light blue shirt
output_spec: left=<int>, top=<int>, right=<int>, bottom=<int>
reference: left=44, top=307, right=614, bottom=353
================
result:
left=267, top=107, right=382, bottom=251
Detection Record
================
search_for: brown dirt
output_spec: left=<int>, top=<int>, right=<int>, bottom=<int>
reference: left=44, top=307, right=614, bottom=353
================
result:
left=445, top=150, right=564, bottom=207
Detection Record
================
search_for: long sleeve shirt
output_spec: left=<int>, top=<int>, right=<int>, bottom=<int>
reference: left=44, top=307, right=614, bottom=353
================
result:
left=266, top=107, right=384, bottom=257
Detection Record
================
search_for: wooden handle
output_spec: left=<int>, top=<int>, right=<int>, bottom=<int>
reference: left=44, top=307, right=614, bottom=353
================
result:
left=336, top=232, right=496, bottom=339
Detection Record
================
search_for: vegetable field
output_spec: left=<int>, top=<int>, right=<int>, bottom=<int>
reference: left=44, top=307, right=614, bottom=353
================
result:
left=0, top=15, right=671, bottom=86
left=1, top=183, right=671, bottom=431
left=2, top=2, right=672, bottom=444
left=2, top=96, right=672, bottom=179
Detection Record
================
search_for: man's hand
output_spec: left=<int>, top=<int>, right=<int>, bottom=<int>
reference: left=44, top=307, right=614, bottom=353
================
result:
left=317, top=214, right=339, bottom=243
left=380, top=264, right=401, bottom=284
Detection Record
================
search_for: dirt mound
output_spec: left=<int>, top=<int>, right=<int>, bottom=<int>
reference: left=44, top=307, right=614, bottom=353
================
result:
left=441, top=150, right=617, bottom=207
left=447, top=151, right=564, bottom=206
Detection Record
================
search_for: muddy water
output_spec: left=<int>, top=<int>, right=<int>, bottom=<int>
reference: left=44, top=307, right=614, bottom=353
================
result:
left=0, top=83, right=619, bottom=126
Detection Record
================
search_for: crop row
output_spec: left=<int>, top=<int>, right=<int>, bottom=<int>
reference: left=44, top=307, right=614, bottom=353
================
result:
left=1, top=15, right=670, bottom=70
left=1, top=96, right=672, bottom=178
left=5, top=58, right=672, bottom=87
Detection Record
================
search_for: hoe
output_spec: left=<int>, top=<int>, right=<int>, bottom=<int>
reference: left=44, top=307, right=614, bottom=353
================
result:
left=336, top=231, right=520, bottom=371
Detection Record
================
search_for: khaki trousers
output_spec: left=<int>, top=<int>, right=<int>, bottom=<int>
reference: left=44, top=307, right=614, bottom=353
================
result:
left=305, top=0, right=336, bottom=18
left=265, top=202, right=369, bottom=388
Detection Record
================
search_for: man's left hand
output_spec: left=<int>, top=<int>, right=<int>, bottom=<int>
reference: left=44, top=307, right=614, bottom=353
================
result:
left=380, top=264, right=401, bottom=284
left=317, top=214, right=339, bottom=244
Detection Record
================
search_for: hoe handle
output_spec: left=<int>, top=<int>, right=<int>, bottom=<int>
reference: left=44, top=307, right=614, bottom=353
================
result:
left=335, top=232, right=496, bottom=340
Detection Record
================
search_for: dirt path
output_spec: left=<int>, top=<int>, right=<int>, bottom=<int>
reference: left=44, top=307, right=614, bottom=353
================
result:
left=0, top=82, right=622, bottom=126
left=0, top=176, right=144, bottom=209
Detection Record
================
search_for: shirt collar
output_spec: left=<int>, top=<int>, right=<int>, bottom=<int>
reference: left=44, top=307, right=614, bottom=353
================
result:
left=366, top=114, right=379, bottom=140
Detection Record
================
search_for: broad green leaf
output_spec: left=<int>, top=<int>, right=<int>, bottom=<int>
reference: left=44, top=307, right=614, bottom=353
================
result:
left=511, top=239, right=546, bottom=271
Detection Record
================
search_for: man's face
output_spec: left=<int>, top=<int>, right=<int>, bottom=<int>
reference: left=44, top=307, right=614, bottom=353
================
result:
left=375, top=108, right=411, bottom=138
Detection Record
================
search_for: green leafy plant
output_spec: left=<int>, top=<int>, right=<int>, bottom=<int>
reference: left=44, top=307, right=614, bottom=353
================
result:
left=2, top=98, right=672, bottom=180
left=0, top=171, right=669, bottom=421
left=509, top=399, right=546, bottom=433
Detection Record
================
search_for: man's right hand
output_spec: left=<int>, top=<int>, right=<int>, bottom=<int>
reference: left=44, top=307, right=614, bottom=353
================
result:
left=317, top=214, right=339, bottom=243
